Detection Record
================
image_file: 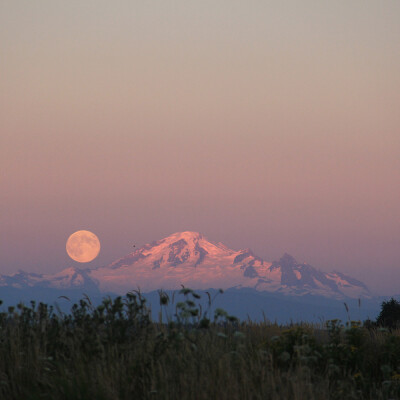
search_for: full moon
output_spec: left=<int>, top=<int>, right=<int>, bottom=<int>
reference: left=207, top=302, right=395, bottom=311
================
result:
left=66, top=230, right=100, bottom=263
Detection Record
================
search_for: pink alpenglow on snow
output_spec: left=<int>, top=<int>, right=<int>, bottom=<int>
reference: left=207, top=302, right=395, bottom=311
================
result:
left=91, top=231, right=273, bottom=292
left=90, top=231, right=372, bottom=298
left=0, top=232, right=371, bottom=299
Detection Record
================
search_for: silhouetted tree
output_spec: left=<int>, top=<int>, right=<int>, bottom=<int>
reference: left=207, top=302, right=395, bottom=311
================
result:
left=376, top=298, right=400, bottom=330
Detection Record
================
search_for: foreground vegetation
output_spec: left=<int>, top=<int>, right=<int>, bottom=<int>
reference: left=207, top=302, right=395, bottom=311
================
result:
left=0, top=290, right=399, bottom=400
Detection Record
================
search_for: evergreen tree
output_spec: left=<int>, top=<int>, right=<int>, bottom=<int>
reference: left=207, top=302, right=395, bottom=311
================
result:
left=376, top=297, right=400, bottom=329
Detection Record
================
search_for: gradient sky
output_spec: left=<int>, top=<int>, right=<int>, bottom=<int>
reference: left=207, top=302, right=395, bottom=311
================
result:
left=1, top=1, right=399, bottom=294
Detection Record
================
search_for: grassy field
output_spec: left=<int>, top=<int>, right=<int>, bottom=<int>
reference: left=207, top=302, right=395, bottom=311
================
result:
left=0, top=289, right=399, bottom=400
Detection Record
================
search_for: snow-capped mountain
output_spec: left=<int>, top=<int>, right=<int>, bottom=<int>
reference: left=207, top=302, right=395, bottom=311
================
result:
left=0, top=231, right=371, bottom=299
left=0, top=267, right=97, bottom=290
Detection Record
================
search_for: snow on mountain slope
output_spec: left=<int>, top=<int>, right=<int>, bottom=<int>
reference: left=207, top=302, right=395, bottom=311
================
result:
left=42, top=267, right=98, bottom=290
left=259, top=253, right=371, bottom=298
left=0, top=267, right=96, bottom=290
left=0, top=271, right=46, bottom=289
left=0, top=231, right=371, bottom=299
left=90, top=231, right=269, bottom=293
left=89, top=232, right=371, bottom=298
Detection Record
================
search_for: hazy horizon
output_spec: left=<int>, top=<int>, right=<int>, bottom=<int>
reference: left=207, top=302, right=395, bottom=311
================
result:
left=1, top=1, right=399, bottom=295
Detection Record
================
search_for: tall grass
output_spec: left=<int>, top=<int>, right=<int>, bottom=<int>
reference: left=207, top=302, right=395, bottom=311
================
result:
left=0, top=290, right=399, bottom=400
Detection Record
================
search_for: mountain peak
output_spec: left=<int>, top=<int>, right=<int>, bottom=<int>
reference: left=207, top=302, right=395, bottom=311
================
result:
left=170, top=231, right=203, bottom=239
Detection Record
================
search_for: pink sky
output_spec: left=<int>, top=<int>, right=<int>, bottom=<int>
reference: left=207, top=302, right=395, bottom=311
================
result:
left=1, top=1, right=399, bottom=294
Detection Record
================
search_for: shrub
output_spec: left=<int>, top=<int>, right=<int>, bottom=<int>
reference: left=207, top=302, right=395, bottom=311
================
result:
left=376, top=297, right=400, bottom=330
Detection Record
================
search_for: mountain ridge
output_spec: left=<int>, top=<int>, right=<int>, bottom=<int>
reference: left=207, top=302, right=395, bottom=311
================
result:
left=0, top=231, right=371, bottom=299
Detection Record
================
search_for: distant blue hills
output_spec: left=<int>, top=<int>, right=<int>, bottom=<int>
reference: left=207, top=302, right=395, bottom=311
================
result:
left=0, top=285, right=393, bottom=324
